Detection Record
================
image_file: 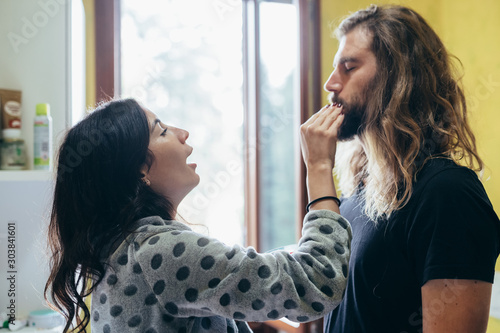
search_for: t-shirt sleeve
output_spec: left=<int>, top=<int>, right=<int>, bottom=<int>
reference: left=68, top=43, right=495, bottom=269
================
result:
left=132, top=210, right=351, bottom=323
left=407, top=167, right=500, bottom=286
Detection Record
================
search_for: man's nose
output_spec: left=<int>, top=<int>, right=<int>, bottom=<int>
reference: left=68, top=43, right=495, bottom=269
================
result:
left=324, top=69, right=343, bottom=94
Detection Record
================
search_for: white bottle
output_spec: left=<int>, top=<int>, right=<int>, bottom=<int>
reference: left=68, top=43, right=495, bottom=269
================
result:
left=33, top=103, right=52, bottom=170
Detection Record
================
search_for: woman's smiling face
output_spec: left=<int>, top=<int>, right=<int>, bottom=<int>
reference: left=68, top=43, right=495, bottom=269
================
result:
left=142, top=108, right=200, bottom=206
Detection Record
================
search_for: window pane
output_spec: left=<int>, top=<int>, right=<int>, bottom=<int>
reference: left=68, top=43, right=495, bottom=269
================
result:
left=120, top=0, right=245, bottom=246
left=258, top=2, right=299, bottom=251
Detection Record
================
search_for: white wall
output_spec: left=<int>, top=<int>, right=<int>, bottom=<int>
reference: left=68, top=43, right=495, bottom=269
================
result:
left=0, top=0, right=85, bottom=319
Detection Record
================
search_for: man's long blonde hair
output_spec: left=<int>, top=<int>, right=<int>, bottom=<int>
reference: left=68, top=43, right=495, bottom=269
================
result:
left=334, top=5, right=483, bottom=221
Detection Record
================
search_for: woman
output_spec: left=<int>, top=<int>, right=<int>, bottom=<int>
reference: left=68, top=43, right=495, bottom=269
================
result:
left=44, top=99, right=350, bottom=332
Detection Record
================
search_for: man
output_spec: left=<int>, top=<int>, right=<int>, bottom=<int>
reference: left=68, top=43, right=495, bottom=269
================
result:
left=322, top=5, right=500, bottom=333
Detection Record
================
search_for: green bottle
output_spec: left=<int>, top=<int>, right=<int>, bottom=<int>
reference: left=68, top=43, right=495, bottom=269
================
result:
left=33, top=103, right=52, bottom=170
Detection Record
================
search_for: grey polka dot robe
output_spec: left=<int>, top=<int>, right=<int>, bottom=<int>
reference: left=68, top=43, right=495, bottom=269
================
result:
left=91, top=210, right=351, bottom=332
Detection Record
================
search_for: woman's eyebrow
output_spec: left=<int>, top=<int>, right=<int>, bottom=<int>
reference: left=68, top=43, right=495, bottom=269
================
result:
left=151, top=119, right=161, bottom=133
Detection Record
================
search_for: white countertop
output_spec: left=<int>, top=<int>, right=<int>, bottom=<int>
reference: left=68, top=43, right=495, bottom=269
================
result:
left=0, top=327, right=62, bottom=332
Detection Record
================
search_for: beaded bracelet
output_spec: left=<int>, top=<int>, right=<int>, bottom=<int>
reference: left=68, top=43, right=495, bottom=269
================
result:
left=306, top=196, right=341, bottom=212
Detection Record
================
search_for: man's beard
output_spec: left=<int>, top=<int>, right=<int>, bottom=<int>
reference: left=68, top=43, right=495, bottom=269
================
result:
left=336, top=97, right=366, bottom=141
left=329, top=77, right=376, bottom=141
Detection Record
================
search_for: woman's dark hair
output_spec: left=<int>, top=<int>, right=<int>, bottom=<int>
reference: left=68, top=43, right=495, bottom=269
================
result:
left=44, top=99, right=174, bottom=332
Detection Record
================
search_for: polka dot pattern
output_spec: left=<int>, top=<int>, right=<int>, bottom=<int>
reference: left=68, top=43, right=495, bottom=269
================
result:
left=258, top=265, right=271, bottom=279
left=323, top=264, right=337, bottom=279
left=201, top=256, right=215, bottom=270
left=110, top=305, right=122, bottom=317
left=271, top=282, right=283, bottom=295
left=128, top=315, right=142, bottom=327
left=337, top=218, right=348, bottom=229
left=302, top=255, right=314, bottom=267
left=162, top=314, right=174, bottom=323
left=252, top=299, right=265, bottom=310
left=247, top=249, right=257, bottom=259
left=312, top=247, right=326, bottom=256
left=176, top=266, right=190, bottom=281
left=185, top=288, right=198, bottom=302
left=308, top=213, right=319, bottom=221
left=233, top=312, right=246, bottom=320
left=284, top=299, right=298, bottom=309
left=238, top=279, right=251, bottom=293
left=321, top=285, right=334, bottom=297
left=106, top=274, right=117, bottom=286
left=342, top=264, right=348, bottom=277
left=173, top=242, right=185, bottom=257
left=124, top=284, right=138, bottom=296
left=91, top=212, right=350, bottom=332
left=208, top=278, right=220, bottom=288
left=153, top=280, right=165, bottom=294
left=225, top=248, right=236, bottom=260
left=165, top=302, right=178, bottom=315
left=334, top=243, right=345, bottom=254
left=197, top=237, right=209, bottom=247
left=133, top=263, right=142, bottom=274
left=295, top=284, right=306, bottom=297
left=319, top=224, right=334, bottom=234
left=267, top=310, right=280, bottom=319
left=151, top=254, right=162, bottom=270
left=148, top=236, right=160, bottom=245
left=312, top=302, right=324, bottom=312
left=220, top=293, right=231, bottom=306
left=145, top=293, right=158, bottom=306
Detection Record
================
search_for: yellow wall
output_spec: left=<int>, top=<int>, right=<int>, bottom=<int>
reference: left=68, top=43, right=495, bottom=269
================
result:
left=320, top=1, right=500, bottom=332
left=320, top=0, right=500, bottom=219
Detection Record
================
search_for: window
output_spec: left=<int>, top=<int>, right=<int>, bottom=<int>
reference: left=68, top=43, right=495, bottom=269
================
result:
left=94, top=0, right=321, bottom=331
left=120, top=0, right=245, bottom=246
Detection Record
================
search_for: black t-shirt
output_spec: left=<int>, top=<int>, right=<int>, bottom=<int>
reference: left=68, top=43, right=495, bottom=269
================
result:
left=324, top=158, right=500, bottom=333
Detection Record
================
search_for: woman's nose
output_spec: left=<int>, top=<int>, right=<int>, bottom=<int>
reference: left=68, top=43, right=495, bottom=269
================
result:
left=175, top=128, right=189, bottom=143
left=324, top=69, right=343, bottom=94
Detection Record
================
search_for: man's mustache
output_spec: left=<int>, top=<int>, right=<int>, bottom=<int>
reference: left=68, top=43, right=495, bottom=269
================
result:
left=328, top=93, right=346, bottom=108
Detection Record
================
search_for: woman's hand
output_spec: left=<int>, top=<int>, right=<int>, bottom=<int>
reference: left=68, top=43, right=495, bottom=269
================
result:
left=300, top=104, right=344, bottom=170
left=300, top=104, right=344, bottom=213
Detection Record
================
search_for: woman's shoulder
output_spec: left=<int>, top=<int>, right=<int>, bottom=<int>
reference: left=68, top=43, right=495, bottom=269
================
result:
left=130, top=216, right=192, bottom=243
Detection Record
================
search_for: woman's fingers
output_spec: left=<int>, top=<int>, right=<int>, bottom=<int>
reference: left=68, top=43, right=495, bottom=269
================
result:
left=303, top=104, right=331, bottom=127
left=319, top=106, right=343, bottom=131
left=300, top=103, right=344, bottom=168
left=307, top=103, right=343, bottom=131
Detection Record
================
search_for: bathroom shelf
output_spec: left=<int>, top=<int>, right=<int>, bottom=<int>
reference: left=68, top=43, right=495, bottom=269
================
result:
left=0, top=170, right=54, bottom=182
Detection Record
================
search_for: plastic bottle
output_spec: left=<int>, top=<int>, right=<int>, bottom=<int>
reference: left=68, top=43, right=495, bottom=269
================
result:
left=0, top=129, right=27, bottom=170
left=33, top=103, right=52, bottom=170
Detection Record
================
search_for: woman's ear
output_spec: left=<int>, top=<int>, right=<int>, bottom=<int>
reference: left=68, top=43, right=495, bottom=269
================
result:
left=140, top=169, right=151, bottom=186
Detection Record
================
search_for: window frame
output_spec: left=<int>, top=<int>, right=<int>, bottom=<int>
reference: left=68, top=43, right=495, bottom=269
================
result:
left=94, top=0, right=322, bottom=331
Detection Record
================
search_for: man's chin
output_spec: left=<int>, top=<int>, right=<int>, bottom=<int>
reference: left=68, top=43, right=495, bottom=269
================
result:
left=337, top=124, right=362, bottom=141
